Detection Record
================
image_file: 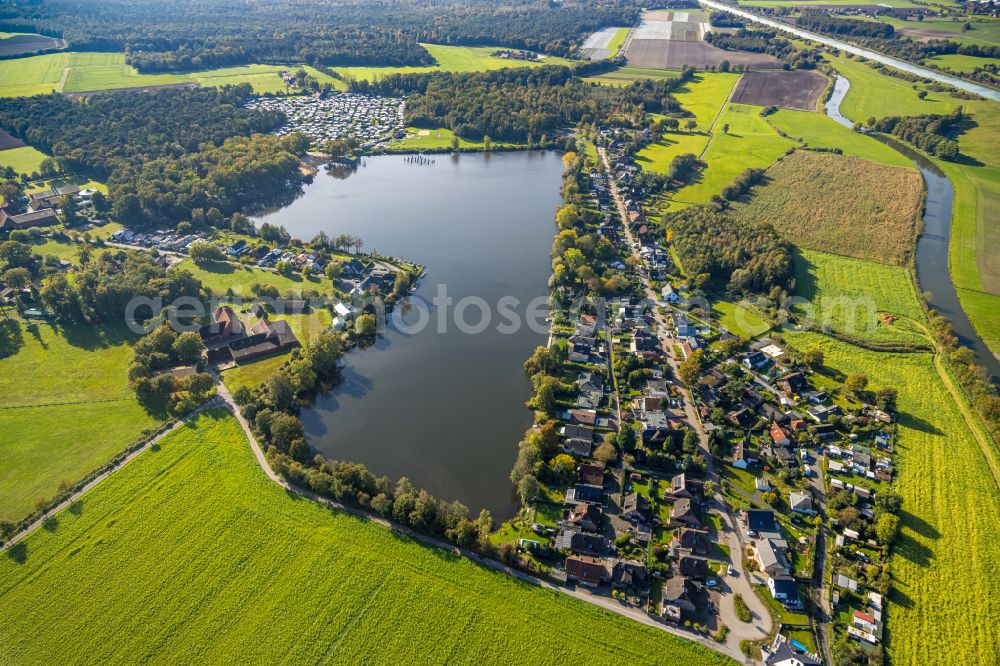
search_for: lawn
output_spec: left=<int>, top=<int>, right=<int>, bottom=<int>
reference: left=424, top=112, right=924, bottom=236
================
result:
left=712, top=299, right=771, bottom=339
left=389, top=126, right=524, bottom=151
left=670, top=103, right=797, bottom=206
left=0, top=145, right=49, bottom=176
left=174, top=258, right=333, bottom=297
left=790, top=248, right=927, bottom=344
left=729, top=151, right=923, bottom=266
left=767, top=109, right=914, bottom=168
left=0, top=319, right=160, bottom=522
left=335, top=43, right=571, bottom=82
left=0, top=411, right=733, bottom=665
left=782, top=331, right=1000, bottom=665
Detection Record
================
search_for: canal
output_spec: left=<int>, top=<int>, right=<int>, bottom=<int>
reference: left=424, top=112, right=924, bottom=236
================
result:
left=254, top=151, right=564, bottom=519
left=827, top=76, right=1000, bottom=380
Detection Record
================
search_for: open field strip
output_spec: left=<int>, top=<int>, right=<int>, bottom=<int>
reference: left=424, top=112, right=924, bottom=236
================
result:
left=925, top=53, right=1000, bottom=73
left=0, top=411, right=733, bottom=665
left=173, top=258, right=333, bottom=296
left=738, top=0, right=945, bottom=8
left=791, top=248, right=928, bottom=344
left=583, top=66, right=683, bottom=84
left=827, top=54, right=1000, bottom=355
left=782, top=331, right=1000, bottom=665
left=335, top=43, right=572, bottom=81
left=0, top=320, right=161, bottom=522
left=874, top=16, right=1000, bottom=48
left=767, top=108, right=914, bottom=167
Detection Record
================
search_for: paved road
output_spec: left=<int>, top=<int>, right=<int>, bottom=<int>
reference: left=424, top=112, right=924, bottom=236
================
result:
left=598, top=146, right=772, bottom=654
left=698, top=0, right=1000, bottom=101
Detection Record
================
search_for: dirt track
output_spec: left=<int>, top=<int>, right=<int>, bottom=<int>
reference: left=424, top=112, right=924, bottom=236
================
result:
left=730, top=69, right=828, bottom=110
left=626, top=39, right=779, bottom=69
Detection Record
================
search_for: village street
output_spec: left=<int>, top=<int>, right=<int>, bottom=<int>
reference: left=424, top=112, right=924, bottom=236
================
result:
left=598, top=145, right=773, bottom=654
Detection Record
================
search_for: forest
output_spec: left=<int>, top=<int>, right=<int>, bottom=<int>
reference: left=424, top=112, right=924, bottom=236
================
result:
left=795, top=12, right=895, bottom=39
left=0, top=0, right=641, bottom=71
left=660, top=203, right=793, bottom=296
left=0, top=87, right=306, bottom=227
left=867, top=111, right=966, bottom=161
left=357, top=65, right=686, bottom=141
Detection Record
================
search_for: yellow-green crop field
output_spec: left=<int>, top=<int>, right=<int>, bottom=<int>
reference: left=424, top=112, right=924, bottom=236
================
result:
left=782, top=331, right=1000, bottom=665
left=766, top=108, right=913, bottom=168
left=0, top=411, right=733, bottom=664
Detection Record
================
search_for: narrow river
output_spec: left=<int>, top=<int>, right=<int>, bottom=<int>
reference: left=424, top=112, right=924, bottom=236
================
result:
left=254, top=151, right=563, bottom=519
left=826, top=76, right=1000, bottom=380
left=699, top=0, right=1000, bottom=102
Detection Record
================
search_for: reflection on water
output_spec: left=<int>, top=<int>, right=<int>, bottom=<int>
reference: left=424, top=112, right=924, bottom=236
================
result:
left=255, top=151, right=564, bottom=518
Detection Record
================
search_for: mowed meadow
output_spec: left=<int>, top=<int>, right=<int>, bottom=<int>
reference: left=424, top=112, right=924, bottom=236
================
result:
left=783, top=332, right=1000, bottom=664
left=0, top=412, right=732, bottom=665
left=0, top=319, right=161, bottom=522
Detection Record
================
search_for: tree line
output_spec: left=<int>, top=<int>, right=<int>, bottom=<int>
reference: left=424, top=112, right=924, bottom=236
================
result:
left=704, top=29, right=822, bottom=69
left=0, top=0, right=641, bottom=72
left=866, top=110, right=966, bottom=161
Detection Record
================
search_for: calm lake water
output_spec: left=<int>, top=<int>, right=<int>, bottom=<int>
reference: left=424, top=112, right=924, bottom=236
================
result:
left=255, top=151, right=564, bottom=519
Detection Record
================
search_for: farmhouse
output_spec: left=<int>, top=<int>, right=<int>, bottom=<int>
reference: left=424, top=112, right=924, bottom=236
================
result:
left=0, top=207, right=58, bottom=230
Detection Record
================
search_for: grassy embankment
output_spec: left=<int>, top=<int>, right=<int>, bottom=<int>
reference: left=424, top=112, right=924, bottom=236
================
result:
left=826, top=53, right=1000, bottom=354
left=0, top=411, right=734, bottom=665
left=0, top=320, right=160, bottom=522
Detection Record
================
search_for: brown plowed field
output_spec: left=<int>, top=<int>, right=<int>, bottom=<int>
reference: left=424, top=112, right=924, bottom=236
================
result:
left=625, top=39, right=779, bottom=69
left=0, top=34, right=65, bottom=57
left=730, top=70, right=828, bottom=111
left=0, top=129, right=26, bottom=151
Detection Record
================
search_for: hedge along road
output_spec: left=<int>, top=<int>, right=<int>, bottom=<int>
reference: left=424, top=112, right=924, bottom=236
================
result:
left=698, top=0, right=1000, bottom=102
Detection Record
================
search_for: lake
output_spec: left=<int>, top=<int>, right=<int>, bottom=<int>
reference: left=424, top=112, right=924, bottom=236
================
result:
left=254, top=151, right=564, bottom=519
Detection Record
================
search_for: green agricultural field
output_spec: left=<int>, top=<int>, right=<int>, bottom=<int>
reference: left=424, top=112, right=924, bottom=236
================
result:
left=876, top=16, right=1000, bottom=48
left=606, top=27, right=631, bottom=54
left=791, top=248, right=927, bottom=343
left=828, top=53, right=1000, bottom=356
left=782, top=332, right=1000, bottom=665
left=62, top=52, right=188, bottom=92
left=674, top=73, right=740, bottom=131
left=335, top=43, right=571, bottom=82
left=174, top=258, right=334, bottom=297
left=0, top=319, right=160, bottom=522
left=0, top=52, right=68, bottom=96
left=0, top=411, right=733, bottom=665
left=767, top=109, right=913, bottom=168
left=0, top=145, right=49, bottom=176
left=924, top=53, right=1000, bottom=73
left=671, top=103, right=796, bottom=206
left=730, top=151, right=923, bottom=266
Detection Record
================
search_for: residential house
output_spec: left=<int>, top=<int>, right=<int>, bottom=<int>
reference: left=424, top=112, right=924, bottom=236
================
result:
left=578, top=462, right=605, bottom=487
left=732, top=440, right=751, bottom=470
left=611, top=561, right=649, bottom=594
left=752, top=538, right=790, bottom=577
left=199, top=306, right=245, bottom=344
left=672, top=528, right=711, bottom=556
left=565, top=556, right=609, bottom=587
left=667, top=473, right=703, bottom=500
left=744, top=510, right=781, bottom=539
left=763, top=635, right=821, bottom=666
left=743, top=351, right=769, bottom=371
left=660, top=576, right=703, bottom=622
left=622, top=493, right=652, bottom=524
left=566, top=483, right=604, bottom=505
left=567, top=409, right=597, bottom=427
left=770, top=422, right=791, bottom=448
left=777, top=372, right=808, bottom=396
left=767, top=577, right=801, bottom=608
left=677, top=555, right=709, bottom=580
left=789, top=491, right=814, bottom=515
left=568, top=503, right=603, bottom=532
left=555, top=530, right=606, bottom=556
left=670, top=498, right=702, bottom=529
